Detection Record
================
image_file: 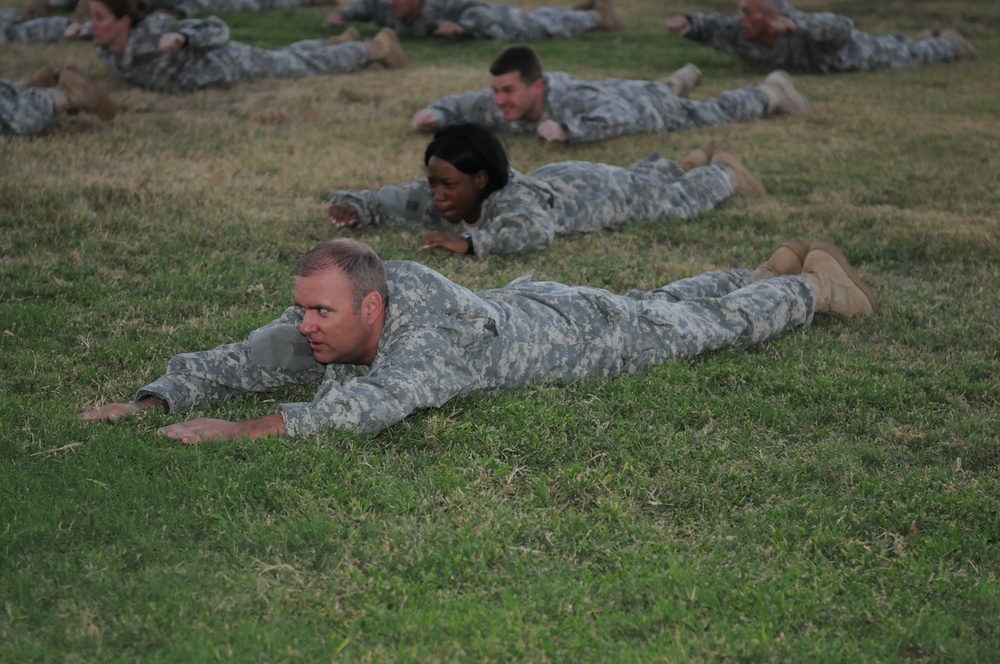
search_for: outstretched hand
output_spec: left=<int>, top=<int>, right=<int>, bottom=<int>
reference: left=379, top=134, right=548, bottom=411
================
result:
left=771, top=15, right=798, bottom=35
left=420, top=232, right=469, bottom=254
left=433, top=20, right=466, bottom=38
left=326, top=11, right=346, bottom=27
left=411, top=108, right=440, bottom=132
left=81, top=397, right=166, bottom=422
left=537, top=120, right=569, bottom=143
left=157, top=32, right=186, bottom=53
left=158, top=413, right=285, bottom=445
left=665, top=15, right=690, bottom=35
left=329, top=203, right=359, bottom=228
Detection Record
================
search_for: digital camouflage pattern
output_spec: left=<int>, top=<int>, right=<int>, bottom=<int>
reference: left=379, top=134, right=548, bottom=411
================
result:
left=424, top=71, right=771, bottom=143
left=337, top=0, right=599, bottom=40
left=682, top=7, right=955, bottom=73
left=96, top=12, right=369, bottom=93
left=331, top=155, right=735, bottom=256
left=0, top=9, right=68, bottom=43
left=0, top=80, right=56, bottom=137
left=137, top=261, right=816, bottom=437
left=170, top=0, right=315, bottom=18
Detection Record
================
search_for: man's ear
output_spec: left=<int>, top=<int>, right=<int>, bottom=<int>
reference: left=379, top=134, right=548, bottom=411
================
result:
left=361, top=291, right=384, bottom=323
left=531, top=77, right=545, bottom=96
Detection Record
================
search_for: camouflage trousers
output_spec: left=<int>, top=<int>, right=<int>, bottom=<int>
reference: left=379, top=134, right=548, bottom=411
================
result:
left=459, top=5, right=598, bottom=41
left=0, top=80, right=56, bottom=137
left=156, top=40, right=369, bottom=92
left=0, top=10, right=67, bottom=43
left=619, top=269, right=815, bottom=372
left=831, top=32, right=955, bottom=71
left=534, top=155, right=735, bottom=235
left=665, top=85, right=769, bottom=133
left=174, top=0, right=315, bottom=16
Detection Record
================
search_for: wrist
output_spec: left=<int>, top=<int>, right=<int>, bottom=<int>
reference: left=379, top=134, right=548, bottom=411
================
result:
left=460, top=232, right=475, bottom=255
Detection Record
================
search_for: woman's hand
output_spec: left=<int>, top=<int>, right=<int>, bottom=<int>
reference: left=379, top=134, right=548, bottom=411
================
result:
left=420, top=232, right=469, bottom=254
left=329, top=204, right=359, bottom=228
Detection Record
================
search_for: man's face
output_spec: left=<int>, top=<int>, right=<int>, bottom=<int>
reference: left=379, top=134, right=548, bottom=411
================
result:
left=739, top=0, right=778, bottom=41
left=295, top=267, right=380, bottom=366
left=387, top=0, right=422, bottom=23
left=491, top=71, right=544, bottom=122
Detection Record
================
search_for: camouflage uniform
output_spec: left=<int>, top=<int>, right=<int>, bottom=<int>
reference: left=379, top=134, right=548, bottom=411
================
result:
left=0, top=9, right=68, bottom=43
left=0, top=79, right=56, bottom=137
left=337, top=0, right=599, bottom=41
left=137, top=261, right=816, bottom=436
left=331, top=155, right=734, bottom=256
left=424, top=72, right=771, bottom=143
left=170, top=0, right=315, bottom=18
left=681, top=8, right=955, bottom=73
left=96, top=12, right=370, bottom=93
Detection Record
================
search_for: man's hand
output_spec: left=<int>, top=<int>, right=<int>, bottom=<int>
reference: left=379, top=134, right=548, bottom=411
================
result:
left=326, top=11, right=346, bottom=27
left=329, top=203, right=359, bottom=228
left=771, top=15, right=797, bottom=35
left=420, top=232, right=469, bottom=254
left=432, top=20, right=466, bottom=38
left=64, top=21, right=89, bottom=39
left=157, top=32, right=186, bottom=53
left=537, top=120, right=569, bottom=143
left=411, top=108, right=440, bottom=132
left=81, top=396, right=166, bottom=422
left=158, top=413, right=285, bottom=445
left=665, top=15, right=690, bottom=35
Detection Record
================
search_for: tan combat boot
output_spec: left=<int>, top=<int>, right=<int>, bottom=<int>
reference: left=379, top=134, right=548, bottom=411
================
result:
left=802, top=241, right=878, bottom=316
left=758, top=70, right=811, bottom=116
left=15, top=64, right=60, bottom=90
left=939, top=28, right=980, bottom=60
left=591, top=0, right=624, bottom=31
left=327, top=26, right=361, bottom=45
left=659, top=63, right=701, bottom=98
left=366, top=28, right=408, bottom=68
left=49, top=67, right=116, bottom=121
left=679, top=145, right=713, bottom=172
left=710, top=148, right=767, bottom=197
left=749, top=238, right=809, bottom=281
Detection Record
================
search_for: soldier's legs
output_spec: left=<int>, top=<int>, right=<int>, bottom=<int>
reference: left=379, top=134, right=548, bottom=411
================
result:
left=244, top=40, right=369, bottom=81
left=0, top=81, right=58, bottom=137
left=0, top=14, right=67, bottom=43
left=623, top=274, right=814, bottom=370
left=838, top=32, right=955, bottom=71
left=526, top=7, right=599, bottom=39
left=666, top=86, right=770, bottom=132
left=627, top=155, right=735, bottom=222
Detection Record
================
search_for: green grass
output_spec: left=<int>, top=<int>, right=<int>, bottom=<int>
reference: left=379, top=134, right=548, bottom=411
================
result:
left=2, top=0, right=999, bottom=660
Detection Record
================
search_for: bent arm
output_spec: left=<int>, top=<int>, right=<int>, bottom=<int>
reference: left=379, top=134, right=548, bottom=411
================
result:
left=337, top=0, right=377, bottom=23
left=794, top=10, right=853, bottom=50
left=424, top=88, right=505, bottom=130
left=174, top=15, right=230, bottom=51
left=330, top=180, right=434, bottom=230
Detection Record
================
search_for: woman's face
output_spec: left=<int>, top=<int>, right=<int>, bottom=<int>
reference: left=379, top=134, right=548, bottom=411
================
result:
left=427, top=156, right=488, bottom=223
left=90, top=0, right=131, bottom=50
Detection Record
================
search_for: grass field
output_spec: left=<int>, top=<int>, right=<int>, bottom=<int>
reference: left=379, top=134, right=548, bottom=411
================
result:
left=2, top=0, right=998, bottom=660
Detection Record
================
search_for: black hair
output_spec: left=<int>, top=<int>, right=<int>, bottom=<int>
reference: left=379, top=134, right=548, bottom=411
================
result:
left=423, top=123, right=510, bottom=197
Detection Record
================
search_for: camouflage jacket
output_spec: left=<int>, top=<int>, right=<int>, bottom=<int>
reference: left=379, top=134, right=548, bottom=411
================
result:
left=337, top=0, right=592, bottom=40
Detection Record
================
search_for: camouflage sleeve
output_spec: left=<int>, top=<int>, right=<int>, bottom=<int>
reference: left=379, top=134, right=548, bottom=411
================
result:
left=135, top=307, right=327, bottom=412
left=455, top=4, right=516, bottom=40
left=330, top=179, right=435, bottom=230
left=279, top=323, right=486, bottom=436
left=792, top=10, right=853, bottom=50
left=424, top=88, right=505, bottom=130
left=467, top=182, right=556, bottom=256
left=337, top=0, right=377, bottom=22
left=174, top=15, right=230, bottom=51
left=684, top=12, right=745, bottom=57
